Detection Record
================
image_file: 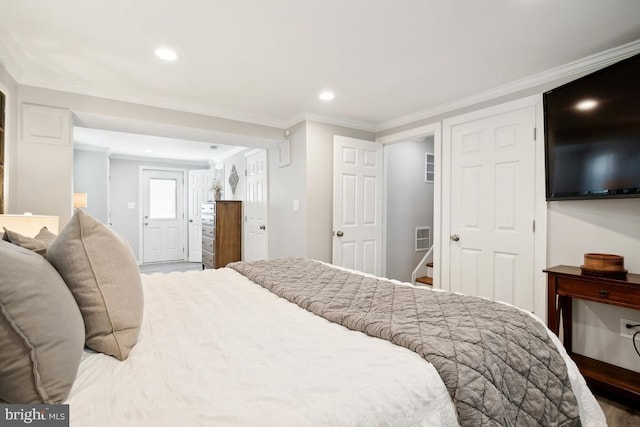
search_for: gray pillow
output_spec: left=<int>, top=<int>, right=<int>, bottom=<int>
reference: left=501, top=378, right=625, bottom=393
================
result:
left=34, top=227, right=57, bottom=246
left=0, top=240, right=85, bottom=403
left=47, top=210, right=143, bottom=361
left=2, top=227, right=48, bottom=256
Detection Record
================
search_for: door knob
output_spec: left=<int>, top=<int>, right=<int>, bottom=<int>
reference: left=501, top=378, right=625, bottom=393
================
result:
left=259, top=225, right=266, bottom=230
left=144, top=222, right=149, bottom=226
left=336, top=231, right=344, bottom=237
left=450, top=234, right=460, bottom=242
left=189, top=219, right=193, bottom=223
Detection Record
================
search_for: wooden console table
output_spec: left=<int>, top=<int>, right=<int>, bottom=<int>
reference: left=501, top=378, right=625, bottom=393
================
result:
left=545, top=265, right=640, bottom=405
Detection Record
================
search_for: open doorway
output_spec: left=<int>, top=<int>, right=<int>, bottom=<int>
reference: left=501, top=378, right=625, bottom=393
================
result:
left=384, top=136, right=435, bottom=283
left=73, top=126, right=250, bottom=265
left=378, top=122, right=442, bottom=287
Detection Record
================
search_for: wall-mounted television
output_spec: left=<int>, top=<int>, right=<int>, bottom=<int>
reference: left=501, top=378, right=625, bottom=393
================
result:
left=543, top=52, right=640, bottom=201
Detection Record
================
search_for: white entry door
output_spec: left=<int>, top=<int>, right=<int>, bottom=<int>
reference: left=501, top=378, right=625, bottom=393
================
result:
left=245, top=150, right=268, bottom=261
left=445, top=104, right=536, bottom=311
left=187, top=169, right=214, bottom=262
left=332, top=136, right=383, bottom=276
left=142, top=169, right=185, bottom=263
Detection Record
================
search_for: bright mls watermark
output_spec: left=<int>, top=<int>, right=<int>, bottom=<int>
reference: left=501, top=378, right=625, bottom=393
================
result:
left=0, top=405, right=68, bottom=426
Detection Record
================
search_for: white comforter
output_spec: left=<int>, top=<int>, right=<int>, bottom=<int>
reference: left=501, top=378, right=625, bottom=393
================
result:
left=66, top=267, right=605, bottom=426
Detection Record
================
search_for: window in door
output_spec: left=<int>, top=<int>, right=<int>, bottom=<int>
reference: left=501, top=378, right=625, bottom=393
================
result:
left=149, top=178, right=177, bottom=219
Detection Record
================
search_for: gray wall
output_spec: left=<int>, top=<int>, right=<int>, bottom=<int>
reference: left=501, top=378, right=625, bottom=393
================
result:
left=267, top=120, right=376, bottom=262
left=268, top=122, right=307, bottom=259
left=73, top=149, right=109, bottom=224
left=109, top=157, right=209, bottom=262
left=547, top=198, right=640, bottom=373
left=224, top=150, right=248, bottom=202
left=385, top=137, right=434, bottom=282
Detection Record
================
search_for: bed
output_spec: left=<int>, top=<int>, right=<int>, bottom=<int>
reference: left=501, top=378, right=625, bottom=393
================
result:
left=64, top=261, right=603, bottom=427
left=0, top=211, right=605, bottom=426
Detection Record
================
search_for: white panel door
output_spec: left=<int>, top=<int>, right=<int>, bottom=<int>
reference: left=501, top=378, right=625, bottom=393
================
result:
left=448, top=106, right=536, bottom=311
left=245, top=150, right=268, bottom=261
left=332, top=136, right=383, bottom=276
left=187, top=169, right=214, bottom=262
left=142, top=169, right=185, bottom=263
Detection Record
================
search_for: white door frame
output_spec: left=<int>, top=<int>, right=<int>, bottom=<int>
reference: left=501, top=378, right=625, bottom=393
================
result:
left=0, top=81, right=13, bottom=213
left=138, top=166, right=188, bottom=263
left=376, top=122, right=442, bottom=286
left=441, top=94, right=547, bottom=317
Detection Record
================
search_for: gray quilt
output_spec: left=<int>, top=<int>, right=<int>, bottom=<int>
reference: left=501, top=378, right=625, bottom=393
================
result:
left=229, top=258, right=581, bottom=427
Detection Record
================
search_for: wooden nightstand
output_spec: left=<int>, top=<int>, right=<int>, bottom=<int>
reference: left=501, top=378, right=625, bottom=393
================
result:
left=545, top=265, right=640, bottom=406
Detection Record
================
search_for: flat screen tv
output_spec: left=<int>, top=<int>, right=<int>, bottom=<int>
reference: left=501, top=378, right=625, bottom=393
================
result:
left=544, top=52, right=640, bottom=200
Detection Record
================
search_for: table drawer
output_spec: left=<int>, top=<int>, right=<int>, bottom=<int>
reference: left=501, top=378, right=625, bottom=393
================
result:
left=556, top=277, right=640, bottom=306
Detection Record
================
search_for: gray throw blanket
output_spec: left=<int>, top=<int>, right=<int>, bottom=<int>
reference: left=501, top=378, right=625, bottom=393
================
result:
left=229, top=258, right=581, bottom=427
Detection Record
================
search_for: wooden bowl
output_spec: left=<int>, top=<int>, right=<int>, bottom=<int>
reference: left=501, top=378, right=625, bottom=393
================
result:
left=583, top=253, right=625, bottom=272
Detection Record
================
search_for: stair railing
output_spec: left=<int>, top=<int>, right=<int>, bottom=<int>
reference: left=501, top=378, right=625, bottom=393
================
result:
left=411, top=245, right=434, bottom=286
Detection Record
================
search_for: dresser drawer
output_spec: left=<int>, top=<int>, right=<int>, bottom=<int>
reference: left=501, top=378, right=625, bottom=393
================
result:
left=202, top=249, right=214, bottom=269
left=202, top=215, right=215, bottom=227
left=202, top=203, right=215, bottom=215
left=202, top=236, right=214, bottom=253
left=556, top=276, right=640, bottom=306
left=202, top=225, right=214, bottom=238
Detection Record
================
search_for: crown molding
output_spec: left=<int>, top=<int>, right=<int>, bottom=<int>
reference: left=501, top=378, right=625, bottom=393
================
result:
left=376, top=39, right=640, bottom=132
left=284, top=111, right=376, bottom=133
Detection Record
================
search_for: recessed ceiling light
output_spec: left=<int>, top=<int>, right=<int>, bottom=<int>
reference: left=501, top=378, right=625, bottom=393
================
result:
left=319, top=91, right=335, bottom=101
left=155, top=47, right=178, bottom=61
left=576, top=99, right=598, bottom=111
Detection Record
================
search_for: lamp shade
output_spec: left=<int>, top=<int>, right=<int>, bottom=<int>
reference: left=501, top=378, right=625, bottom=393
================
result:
left=73, top=193, right=88, bottom=209
left=0, top=214, right=60, bottom=237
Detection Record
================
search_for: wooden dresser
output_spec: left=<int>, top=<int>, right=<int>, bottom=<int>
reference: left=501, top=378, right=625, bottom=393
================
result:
left=201, top=200, right=242, bottom=269
left=545, top=265, right=640, bottom=406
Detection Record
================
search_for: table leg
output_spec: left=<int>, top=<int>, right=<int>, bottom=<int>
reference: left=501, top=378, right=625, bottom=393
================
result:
left=560, top=296, right=573, bottom=352
left=547, top=276, right=560, bottom=335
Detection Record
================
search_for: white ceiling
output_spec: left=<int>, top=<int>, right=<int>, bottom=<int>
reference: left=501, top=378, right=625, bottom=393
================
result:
left=1, top=0, right=640, bottom=132
left=73, top=127, right=246, bottom=164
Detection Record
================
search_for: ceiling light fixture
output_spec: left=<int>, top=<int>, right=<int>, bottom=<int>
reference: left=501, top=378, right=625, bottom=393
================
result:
left=576, top=99, right=598, bottom=111
left=155, top=47, right=178, bottom=61
left=319, top=91, right=335, bottom=101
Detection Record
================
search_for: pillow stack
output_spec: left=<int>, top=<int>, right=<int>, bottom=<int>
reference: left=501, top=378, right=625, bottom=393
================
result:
left=0, top=210, right=144, bottom=404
